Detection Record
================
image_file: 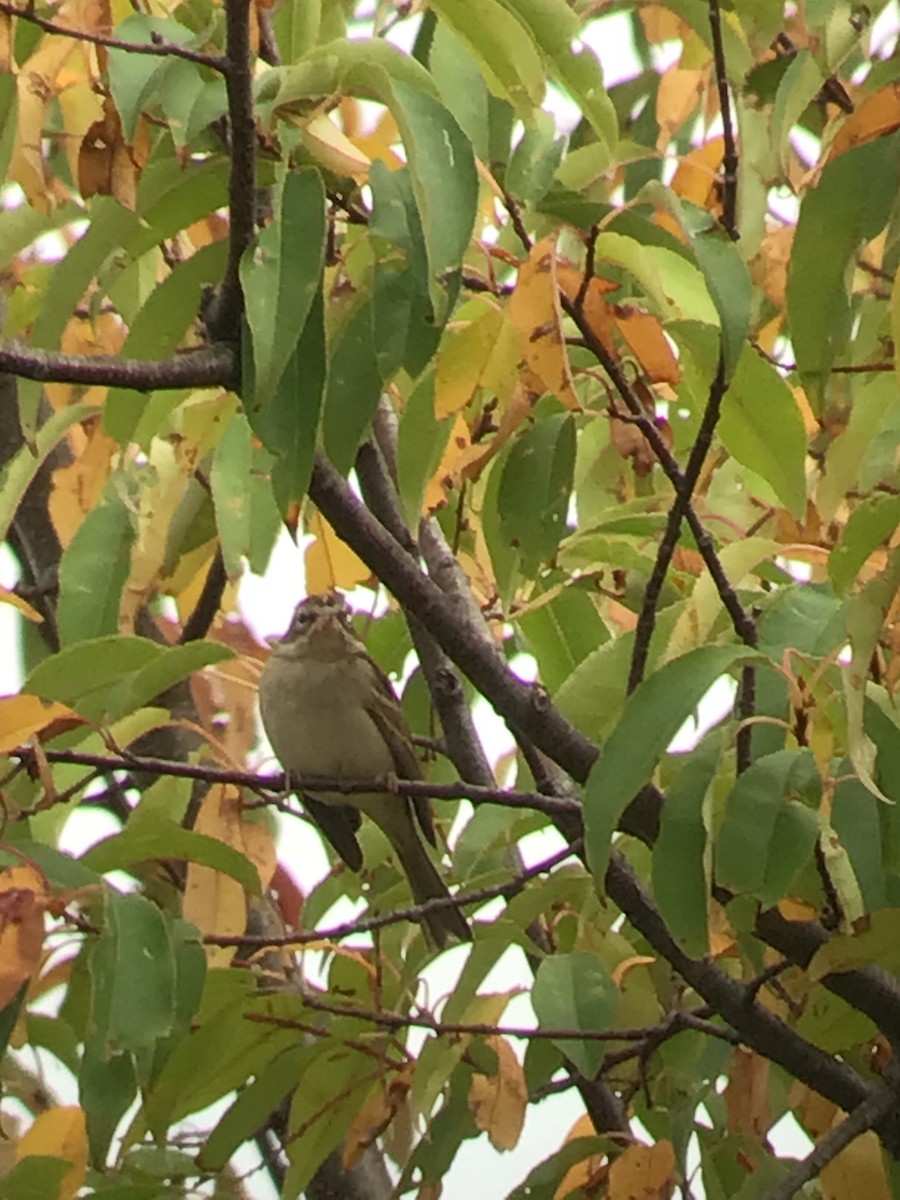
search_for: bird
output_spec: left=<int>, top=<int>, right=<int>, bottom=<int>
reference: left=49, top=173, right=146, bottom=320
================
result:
left=259, top=592, right=471, bottom=948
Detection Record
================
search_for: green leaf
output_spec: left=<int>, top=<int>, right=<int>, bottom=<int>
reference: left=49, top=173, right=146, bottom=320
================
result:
left=716, top=749, right=820, bottom=900
left=585, top=645, right=757, bottom=879
left=515, top=578, right=610, bottom=695
left=771, top=51, right=824, bottom=170
left=829, top=494, right=900, bottom=596
left=260, top=36, right=440, bottom=112
left=391, top=81, right=477, bottom=323
left=159, top=59, right=228, bottom=150
left=787, top=132, right=900, bottom=407
left=498, top=413, right=576, bottom=572
left=199, top=1045, right=309, bottom=1171
left=0, top=1156, right=72, bottom=1200
left=499, top=0, right=618, bottom=148
left=105, top=241, right=229, bottom=443
left=832, top=771, right=886, bottom=914
left=429, top=0, right=545, bottom=116
left=210, top=414, right=253, bottom=578
left=507, top=1138, right=609, bottom=1200
left=80, top=1041, right=137, bottom=1164
left=0, top=404, right=99, bottom=546
left=282, top=1041, right=382, bottom=1199
left=25, top=637, right=233, bottom=723
left=653, top=737, right=719, bottom=957
left=593, top=232, right=718, bottom=325
left=241, top=169, right=327, bottom=411
left=396, top=372, right=453, bottom=526
left=90, top=892, right=176, bottom=1055
left=677, top=201, right=750, bottom=381
left=247, top=286, right=327, bottom=513
left=717, top=347, right=807, bottom=519
left=370, top=162, right=442, bottom=378
left=57, top=482, right=135, bottom=644
left=531, top=953, right=618, bottom=1078
left=83, top=804, right=261, bottom=893
left=321, top=298, right=383, bottom=474
left=108, top=15, right=197, bottom=140
left=429, top=22, right=491, bottom=160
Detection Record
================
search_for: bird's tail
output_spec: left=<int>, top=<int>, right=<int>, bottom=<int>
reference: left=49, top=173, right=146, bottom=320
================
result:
left=391, top=827, right=471, bottom=948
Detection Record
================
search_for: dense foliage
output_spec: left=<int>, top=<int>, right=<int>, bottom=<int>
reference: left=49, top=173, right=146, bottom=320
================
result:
left=3, top=0, right=900, bottom=1197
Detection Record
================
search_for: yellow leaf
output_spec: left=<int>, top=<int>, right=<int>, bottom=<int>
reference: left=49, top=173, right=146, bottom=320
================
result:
left=608, top=1140, right=675, bottom=1200
left=554, top=1114, right=607, bottom=1200
left=184, top=784, right=276, bottom=967
left=423, top=414, right=471, bottom=513
left=821, top=1128, right=891, bottom=1200
left=305, top=511, right=372, bottom=593
left=302, top=114, right=370, bottom=180
left=468, top=1036, right=527, bottom=1151
left=508, top=237, right=581, bottom=411
left=0, top=694, right=76, bottom=752
left=724, top=1048, right=770, bottom=1141
left=120, top=437, right=191, bottom=632
left=17, top=1107, right=87, bottom=1200
left=435, top=305, right=505, bottom=417
left=0, top=861, right=49, bottom=1011
left=9, top=37, right=81, bottom=210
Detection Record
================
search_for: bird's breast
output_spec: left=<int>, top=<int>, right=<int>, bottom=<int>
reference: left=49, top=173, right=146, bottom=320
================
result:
left=260, top=651, right=395, bottom=779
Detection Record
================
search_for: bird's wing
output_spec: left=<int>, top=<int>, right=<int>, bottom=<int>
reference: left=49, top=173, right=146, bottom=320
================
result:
left=365, top=664, right=437, bottom=849
left=299, top=789, right=364, bottom=871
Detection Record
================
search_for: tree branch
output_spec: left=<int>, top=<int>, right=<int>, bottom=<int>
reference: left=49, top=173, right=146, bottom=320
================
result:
left=0, top=342, right=237, bottom=390
left=0, top=1, right=228, bottom=69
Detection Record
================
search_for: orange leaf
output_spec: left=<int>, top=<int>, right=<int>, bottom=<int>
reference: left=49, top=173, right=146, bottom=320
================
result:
left=656, top=67, right=706, bottom=148
left=613, top=307, right=680, bottom=384
left=670, top=136, right=724, bottom=209
left=829, top=84, right=900, bottom=160
left=556, top=263, right=618, bottom=358
left=508, top=237, right=581, bottom=411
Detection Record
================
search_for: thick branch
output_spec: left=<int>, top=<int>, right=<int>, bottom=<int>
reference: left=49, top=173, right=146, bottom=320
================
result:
left=0, top=342, right=237, bottom=390
left=309, top=454, right=599, bottom=782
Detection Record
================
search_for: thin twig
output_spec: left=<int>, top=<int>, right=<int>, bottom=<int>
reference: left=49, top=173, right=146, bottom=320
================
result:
left=248, top=994, right=735, bottom=1047
left=707, top=0, right=739, bottom=239
left=0, top=1, right=227, bottom=70
left=207, top=840, right=582, bottom=947
left=10, top=746, right=583, bottom=820
left=216, top=0, right=257, bottom=341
